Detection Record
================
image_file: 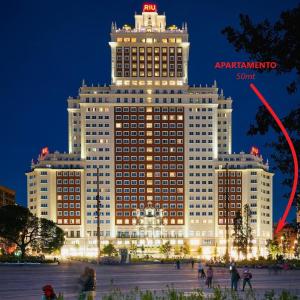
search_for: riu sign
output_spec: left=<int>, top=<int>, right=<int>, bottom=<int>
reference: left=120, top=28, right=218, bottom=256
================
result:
left=143, top=3, right=157, bottom=12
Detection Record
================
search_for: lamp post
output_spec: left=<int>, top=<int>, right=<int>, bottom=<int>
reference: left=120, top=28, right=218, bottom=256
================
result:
left=96, top=166, right=101, bottom=264
left=225, top=163, right=230, bottom=264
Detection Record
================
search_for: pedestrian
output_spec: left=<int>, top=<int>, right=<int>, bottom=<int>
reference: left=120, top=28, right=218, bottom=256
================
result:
left=191, top=259, right=195, bottom=269
left=242, top=266, right=252, bottom=291
left=230, top=264, right=240, bottom=291
left=176, top=259, right=181, bottom=269
left=79, top=267, right=96, bottom=299
left=206, top=266, right=213, bottom=288
left=198, top=261, right=206, bottom=279
left=42, top=285, right=57, bottom=300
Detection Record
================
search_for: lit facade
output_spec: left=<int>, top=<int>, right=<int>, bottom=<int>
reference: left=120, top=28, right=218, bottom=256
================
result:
left=26, top=4, right=273, bottom=258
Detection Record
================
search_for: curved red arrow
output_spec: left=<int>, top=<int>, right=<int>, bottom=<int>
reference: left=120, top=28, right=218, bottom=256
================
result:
left=249, top=83, right=298, bottom=234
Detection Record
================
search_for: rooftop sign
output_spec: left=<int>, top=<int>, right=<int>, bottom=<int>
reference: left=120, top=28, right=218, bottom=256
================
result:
left=143, top=3, right=157, bottom=12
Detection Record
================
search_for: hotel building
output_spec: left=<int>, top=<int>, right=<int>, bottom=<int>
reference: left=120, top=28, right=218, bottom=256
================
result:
left=26, top=4, right=273, bottom=258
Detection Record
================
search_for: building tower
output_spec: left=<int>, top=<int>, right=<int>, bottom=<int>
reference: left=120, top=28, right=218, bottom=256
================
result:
left=27, top=4, right=273, bottom=258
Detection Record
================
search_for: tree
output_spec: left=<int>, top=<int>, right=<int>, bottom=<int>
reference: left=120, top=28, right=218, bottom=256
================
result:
left=243, top=204, right=254, bottom=259
left=266, top=239, right=281, bottom=259
left=232, top=210, right=246, bottom=259
left=102, top=243, right=117, bottom=256
left=180, top=242, right=191, bottom=257
left=129, top=243, right=137, bottom=256
left=159, top=241, right=172, bottom=258
left=174, top=245, right=182, bottom=256
left=197, top=246, right=203, bottom=257
left=0, top=205, right=64, bottom=259
left=232, top=205, right=254, bottom=259
left=222, top=4, right=300, bottom=203
left=222, top=5, right=300, bottom=93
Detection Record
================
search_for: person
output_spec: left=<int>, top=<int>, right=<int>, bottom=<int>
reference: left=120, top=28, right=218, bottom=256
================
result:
left=191, top=259, right=195, bottom=269
left=79, top=267, right=96, bottom=299
left=42, top=285, right=57, bottom=300
left=198, top=261, right=206, bottom=279
left=206, top=266, right=213, bottom=288
left=242, top=266, right=252, bottom=291
left=175, top=259, right=181, bottom=269
left=230, top=264, right=240, bottom=291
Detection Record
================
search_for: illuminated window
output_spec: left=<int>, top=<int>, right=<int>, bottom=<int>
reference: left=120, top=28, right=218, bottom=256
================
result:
left=116, top=123, right=122, bottom=128
left=117, top=38, right=123, bottom=42
left=162, top=38, right=168, bottom=43
left=131, top=38, right=136, bottom=42
left=176, top=38, right=182, bottom=43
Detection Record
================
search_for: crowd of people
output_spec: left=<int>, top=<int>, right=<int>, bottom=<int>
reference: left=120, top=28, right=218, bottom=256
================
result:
left=42, top=260, right=253, bottom=298
left=184, top=260, right=253, bottom=291
left=42, top=267, right=96, bottom=300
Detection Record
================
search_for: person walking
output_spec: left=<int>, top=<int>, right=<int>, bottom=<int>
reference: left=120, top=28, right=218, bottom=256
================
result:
left=242, top=266, right=252, bottom=291
left=42, top=285, right=57, bottom=300
left=230, top=264, right=240, bottom=291
left=198, top=261, right=206, bottom=279
left=176, top=259, right=181, bottom=269
left=191, top=259, right=195, bottom=269
left=79, top=267, right=96, bottom=299
left=206, top=266, right=213, bottom=288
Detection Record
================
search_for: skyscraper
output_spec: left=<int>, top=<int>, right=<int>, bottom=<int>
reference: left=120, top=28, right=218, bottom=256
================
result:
left=27, top=4, right=273, bottom=258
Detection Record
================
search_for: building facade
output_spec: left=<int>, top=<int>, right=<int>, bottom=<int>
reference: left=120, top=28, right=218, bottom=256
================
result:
left=0, top=185, right=16, bottom=207
left=27, top=4, right=273, bottom=258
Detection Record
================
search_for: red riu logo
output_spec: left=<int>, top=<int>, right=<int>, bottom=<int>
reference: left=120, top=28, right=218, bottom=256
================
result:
left=143, top=3, right=157, bottom=12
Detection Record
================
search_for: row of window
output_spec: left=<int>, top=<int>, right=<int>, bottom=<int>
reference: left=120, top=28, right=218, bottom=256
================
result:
left=57, top=211, right=81, bottom=216
left=57, top=171, right=81, bottom=177
left=57, top=195, right=81, bottom=201
left=190, top=212, right=213, bottom=216
left=115, top=147, right=183, bottom=153
left=115, top=107, right=183, bottom=113
left=57, top=203, right=80, bottom=208
left=116, top=172, right=183, bottom=177
left=116, top=156, right=184, bottom=161
left=116, top=195, right=184, bottom=201
left=57, top=187, right=81, bottom=192
left=57, top=179, right=80, bottom=184
left=115, top=187, right=183, bottom=194
left=116, top=218, right=183, bottom=225
left=116, top=164, right=183, bottom=170
left=116, top=211, right=183, bottom=217
left=115, top=179, right=184, bottom=185
left=116, top=123, right=183, bottom=129
left=218, top=195, right=242, bottom=200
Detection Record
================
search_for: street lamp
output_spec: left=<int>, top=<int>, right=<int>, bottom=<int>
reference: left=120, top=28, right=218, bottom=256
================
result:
left=225, top=163, right=230, bottom=264
left=96, top=166, right=101, bottom=264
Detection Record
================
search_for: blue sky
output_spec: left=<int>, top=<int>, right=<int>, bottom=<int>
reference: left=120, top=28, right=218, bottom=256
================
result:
left=0, top=0, right=298, bottom=222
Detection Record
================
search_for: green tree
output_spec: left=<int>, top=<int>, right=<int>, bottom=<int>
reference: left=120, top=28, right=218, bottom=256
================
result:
left=159, top=241, right=172, bottom=258
left=266, top=239, right=281, bottom=259
left=232, top=210, right=246, bottom=259
left=197, top=246, right=203, bottom=257
left=222, top=4, right=300, bottom=204
left=174, top=245, right=182, bottom=256
left=102, top=243, right=117, bottom=256
left=0, top=205, right=64, bottom=259
left=129, top=243, right=137, bottom=256
left=180, top=242, right=191, bottom=257
left=243, top=204, right=254, bottom=259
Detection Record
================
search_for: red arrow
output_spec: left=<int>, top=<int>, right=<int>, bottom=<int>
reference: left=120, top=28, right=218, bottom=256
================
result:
left=249, top=83, right=298, bottom=234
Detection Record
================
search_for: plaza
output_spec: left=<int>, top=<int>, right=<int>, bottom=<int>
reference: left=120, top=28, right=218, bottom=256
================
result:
left=0, top=262, right=300, bottom=299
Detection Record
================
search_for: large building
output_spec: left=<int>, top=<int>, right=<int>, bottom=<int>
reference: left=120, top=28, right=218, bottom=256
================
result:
left=26, top=4, right=273, bottom=258
left=0, top=185, right=16, bottom=207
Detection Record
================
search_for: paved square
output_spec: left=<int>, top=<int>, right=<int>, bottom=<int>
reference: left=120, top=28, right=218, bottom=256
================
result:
left=0, top=263, right=300, bottom=299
